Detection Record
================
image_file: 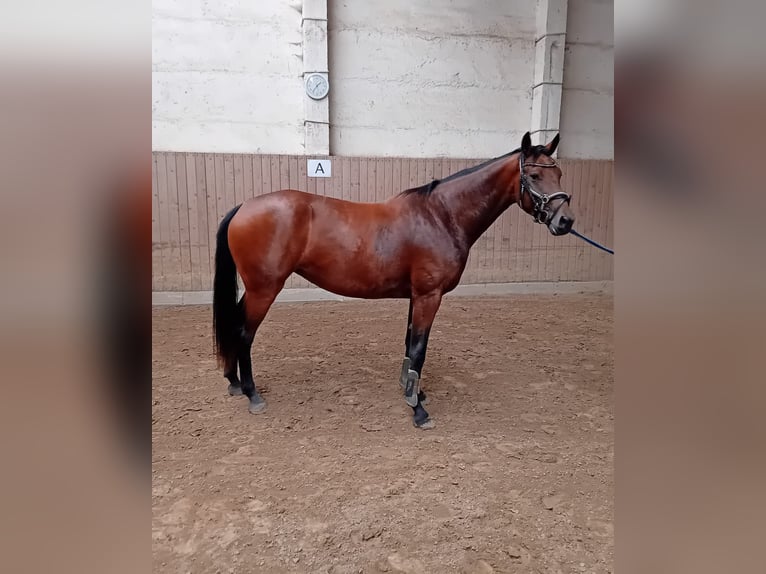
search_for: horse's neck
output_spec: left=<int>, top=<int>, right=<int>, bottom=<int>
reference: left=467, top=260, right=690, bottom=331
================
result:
left=441, top=158, right=518, bottom=246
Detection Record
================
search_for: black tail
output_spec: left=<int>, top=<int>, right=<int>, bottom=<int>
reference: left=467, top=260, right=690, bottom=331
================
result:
left=213, top=204, right=243, bottom=368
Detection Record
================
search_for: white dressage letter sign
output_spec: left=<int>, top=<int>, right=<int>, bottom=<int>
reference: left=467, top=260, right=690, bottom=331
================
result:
left=307, top=159, right=331, bottom=178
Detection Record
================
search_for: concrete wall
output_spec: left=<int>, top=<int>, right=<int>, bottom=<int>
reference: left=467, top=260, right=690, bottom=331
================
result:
left=152, top=0, right=614, bottom=159
left=328, top=1, right=537, bottom=158
left=152, top=0, right=305, bottom=154
left=558, top=0, right=614, bottom=159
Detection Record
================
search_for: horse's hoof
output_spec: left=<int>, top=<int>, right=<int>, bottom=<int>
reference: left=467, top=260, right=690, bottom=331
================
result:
left=413, top=417, right=434, bottom=430
left=248, top=399, right=267, bottom=414
left=228, top=384, right=243, bottom=396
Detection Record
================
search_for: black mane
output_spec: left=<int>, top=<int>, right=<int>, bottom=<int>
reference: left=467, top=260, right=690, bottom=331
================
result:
left=399, top=144, right=551, bottom=197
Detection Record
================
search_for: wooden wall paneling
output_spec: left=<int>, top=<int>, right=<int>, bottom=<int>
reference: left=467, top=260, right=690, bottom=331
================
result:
left=152, top=153, right=613, bottom=292
left=194, top=154, right=212, bottom=289
left=164, top=153, right=183, bottom=290
left=152, top=154, right=163, bottom=290
left=184, top=154, right=202, bottom=290
left=204, top=154, right=218, bottom=288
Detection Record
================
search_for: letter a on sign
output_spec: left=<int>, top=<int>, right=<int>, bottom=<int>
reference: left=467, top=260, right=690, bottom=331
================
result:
left=307, top=159, right=331, bottom=178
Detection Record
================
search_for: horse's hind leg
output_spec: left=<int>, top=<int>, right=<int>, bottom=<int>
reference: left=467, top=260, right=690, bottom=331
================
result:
left=226, top=330, right=256, bottom=398
left=225, top=362, right=243, bottom=396
left=225, top=297, right=246, bottom=396
left=239, top=286, right=281, bottom=414
left=238, top=330, right=264, bottom=412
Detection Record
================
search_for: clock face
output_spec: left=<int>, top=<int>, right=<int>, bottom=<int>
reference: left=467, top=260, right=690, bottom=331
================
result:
left=305, top=73, right=329, bottom=100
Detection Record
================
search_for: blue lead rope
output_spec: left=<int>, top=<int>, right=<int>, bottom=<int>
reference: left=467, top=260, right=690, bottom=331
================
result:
left=570, top=229, right=614, bottom=255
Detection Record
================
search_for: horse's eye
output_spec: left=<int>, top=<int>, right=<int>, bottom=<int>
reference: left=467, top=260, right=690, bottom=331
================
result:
left=530, top=173, right=540, bottom=180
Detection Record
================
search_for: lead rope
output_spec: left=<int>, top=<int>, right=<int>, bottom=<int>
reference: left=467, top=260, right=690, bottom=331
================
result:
left=569, top=229, right=614, bottom=255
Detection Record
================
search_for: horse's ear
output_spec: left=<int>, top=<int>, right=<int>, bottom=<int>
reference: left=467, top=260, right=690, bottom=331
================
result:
left=545, top=133, right=560, bottom=156
left=521, top=131, right=532, bottom=155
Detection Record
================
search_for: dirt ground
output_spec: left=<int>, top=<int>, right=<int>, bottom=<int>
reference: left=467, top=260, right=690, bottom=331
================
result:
left=152, top=294, right=613, bottom=574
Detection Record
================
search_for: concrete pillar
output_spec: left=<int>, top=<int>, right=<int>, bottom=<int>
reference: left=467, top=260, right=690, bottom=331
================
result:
left=303, top=0, right=329, bottom=154
left=530, top=0, right=568, bottom=151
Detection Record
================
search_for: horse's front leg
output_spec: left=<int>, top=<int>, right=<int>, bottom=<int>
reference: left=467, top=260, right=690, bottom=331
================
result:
left=402, top=290, right=442, bottom=429
left=400, top=298, right=428, bottom=405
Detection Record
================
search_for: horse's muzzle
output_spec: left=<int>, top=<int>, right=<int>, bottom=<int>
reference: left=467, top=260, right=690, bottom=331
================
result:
left=555, top=215, right=573, bottom=235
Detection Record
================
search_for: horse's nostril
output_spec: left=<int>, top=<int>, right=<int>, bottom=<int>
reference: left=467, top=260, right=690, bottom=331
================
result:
left=560, top=215, right=572, bottom=227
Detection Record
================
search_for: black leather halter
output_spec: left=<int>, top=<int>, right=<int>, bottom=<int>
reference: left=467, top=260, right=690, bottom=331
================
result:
left=519, top=153, right=571, bottom=225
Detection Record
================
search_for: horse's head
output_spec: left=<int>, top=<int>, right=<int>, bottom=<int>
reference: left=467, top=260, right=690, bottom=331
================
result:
left=517, top=132, right=574, bottom=236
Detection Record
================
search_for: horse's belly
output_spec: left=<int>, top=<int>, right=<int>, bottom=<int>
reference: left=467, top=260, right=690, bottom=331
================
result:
left=296, top=261, right=409, bottom=299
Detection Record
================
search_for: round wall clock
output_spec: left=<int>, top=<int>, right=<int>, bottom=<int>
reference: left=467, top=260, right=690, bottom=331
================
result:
left=305, top=73, right=329, bottom=100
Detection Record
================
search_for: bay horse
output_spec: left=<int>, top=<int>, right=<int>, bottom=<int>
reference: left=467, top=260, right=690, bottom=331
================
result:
left=213, top=132, right=574, bottom=429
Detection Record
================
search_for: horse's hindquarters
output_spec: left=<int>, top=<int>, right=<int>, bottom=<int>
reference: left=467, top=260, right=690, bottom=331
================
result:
left=227, top=191, right=312, bottom=291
